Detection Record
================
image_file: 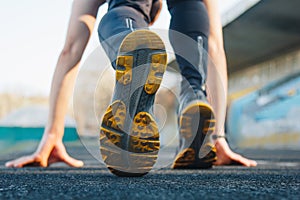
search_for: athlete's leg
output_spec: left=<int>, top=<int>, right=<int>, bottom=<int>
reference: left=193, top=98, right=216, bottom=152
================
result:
left=167, top=0, right=217, bottom=169
left=98, top=6, right=149, bottom=68
left=168, top=0, right=209, bottom=92
left=97, top=6, right=167, bottom=176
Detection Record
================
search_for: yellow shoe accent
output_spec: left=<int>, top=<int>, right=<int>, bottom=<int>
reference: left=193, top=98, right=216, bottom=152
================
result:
left=144, top=53, right=167, bottom=94
left=118, top=30, right=165, bottom=53
left=116, top=56, right=133, bottom=85
left=130, top=112, right=160, bottom=153
left=100, top=100, right=126, bottom=169
left=100, top=105, right=160, bottom=176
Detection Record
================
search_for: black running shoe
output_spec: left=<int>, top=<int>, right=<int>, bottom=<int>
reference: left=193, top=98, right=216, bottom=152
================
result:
left=172, top=89, right=217, bottom=169
left=100, top=30, right=167, bottom=177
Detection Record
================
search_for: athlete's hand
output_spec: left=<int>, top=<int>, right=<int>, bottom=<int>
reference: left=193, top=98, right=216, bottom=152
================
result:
left=5, top=134, right=83, bottom=168
left=213, top=137, right=257, bottom=167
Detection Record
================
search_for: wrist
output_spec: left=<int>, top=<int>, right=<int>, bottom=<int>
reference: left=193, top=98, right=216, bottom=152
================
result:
left=44, top=125, right=64, bottom=140
left=212, top=129, right=226, bottom=143
left=213, top=127, right=225, bottom=137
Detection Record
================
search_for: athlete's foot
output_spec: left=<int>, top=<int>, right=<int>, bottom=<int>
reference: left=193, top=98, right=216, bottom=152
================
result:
left=5, top=133, right=84, bottom=168
left=100, top=30, right=167, bottom=177
left=213, top=137, right=257, bottom=167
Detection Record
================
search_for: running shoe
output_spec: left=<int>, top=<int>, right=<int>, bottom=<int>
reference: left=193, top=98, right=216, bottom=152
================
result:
left=172, top=89, right=217, bottom=169
left=100, top=30, right=167, bottom=176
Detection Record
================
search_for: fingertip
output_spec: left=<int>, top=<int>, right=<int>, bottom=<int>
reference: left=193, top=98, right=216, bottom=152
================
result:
left=64, top=156, right=84, bottom=168
left=244, top=160, right=257, bottom=167
left=73, top=160, right=84, bottom=167
left=77, top=160, right=84, bottom=167
left=5, top=162, right=12, bottom=167
left=251, top=160, right=258, bottom=167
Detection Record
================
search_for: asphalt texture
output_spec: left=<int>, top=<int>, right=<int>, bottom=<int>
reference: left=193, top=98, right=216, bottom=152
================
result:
left=0, top=142, right=299, bottom=200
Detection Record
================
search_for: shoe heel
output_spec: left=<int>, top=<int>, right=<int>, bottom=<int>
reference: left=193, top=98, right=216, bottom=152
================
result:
left=172, top=102, right=217, bottom=169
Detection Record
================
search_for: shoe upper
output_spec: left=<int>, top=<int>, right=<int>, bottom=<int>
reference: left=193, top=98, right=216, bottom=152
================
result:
left=178, top=83, right=208, bottom=116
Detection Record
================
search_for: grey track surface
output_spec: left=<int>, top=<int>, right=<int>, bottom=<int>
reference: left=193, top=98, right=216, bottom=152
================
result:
left=0, top=142, right=299, bottom=200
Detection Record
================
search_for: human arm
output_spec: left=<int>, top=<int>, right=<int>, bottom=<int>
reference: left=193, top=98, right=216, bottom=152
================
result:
left=203, top=0, right=257, bottom=166
left=204, top=0, right=227, bottom=138
left=5, top=0, right=105, bottom=167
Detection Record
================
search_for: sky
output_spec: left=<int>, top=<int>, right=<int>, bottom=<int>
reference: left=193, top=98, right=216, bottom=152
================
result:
left=0, top=0, right=242, bottom=96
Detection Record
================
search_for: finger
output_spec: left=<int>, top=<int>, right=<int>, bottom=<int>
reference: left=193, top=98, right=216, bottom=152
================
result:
left=14, top=156, right=37, bottom=168
left=5, top=156, right=36, bottom=168
left=5, top=161, right=14, bottom=167
left=61, top=154, right=84, bottom=167
left=231, top=153, right=257, bottom=167
left=5, top=157, right=28, bottom=167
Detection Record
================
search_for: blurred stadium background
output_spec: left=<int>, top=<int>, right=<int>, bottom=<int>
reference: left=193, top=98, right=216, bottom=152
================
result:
left=1, top=0, right=300, bottom=156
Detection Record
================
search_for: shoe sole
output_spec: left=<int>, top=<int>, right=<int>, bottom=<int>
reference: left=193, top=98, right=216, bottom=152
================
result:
left=172, top=101, right=217, bottom=169
left=100, top=30, right=167, bottom=177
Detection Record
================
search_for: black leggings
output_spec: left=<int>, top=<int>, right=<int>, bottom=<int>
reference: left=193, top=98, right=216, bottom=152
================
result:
left=98, top=0, right=209, bottom=92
